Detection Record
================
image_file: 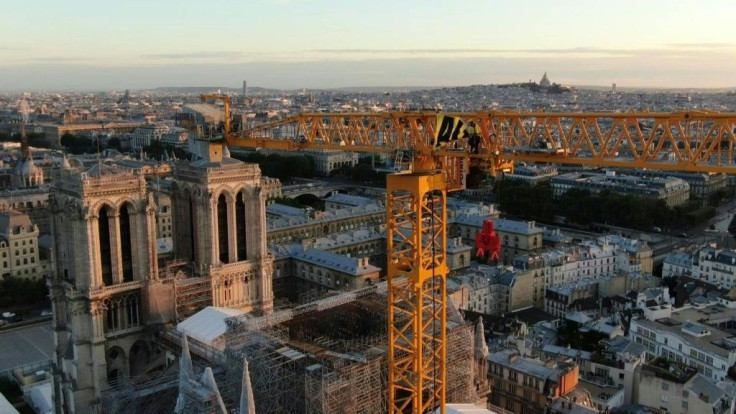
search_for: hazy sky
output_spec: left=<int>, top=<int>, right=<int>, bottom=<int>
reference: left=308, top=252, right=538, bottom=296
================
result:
left=2, top=0, right=735, bottom=91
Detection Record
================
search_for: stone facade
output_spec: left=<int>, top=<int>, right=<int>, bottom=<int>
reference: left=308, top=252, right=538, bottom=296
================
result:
left=267, top=204, right=385, bottom=245
left=171, top=141, right=273, bottom=313
left=450, top=216, right=545, bottom=265
left=50, top=141, right=275, bottom=413
left=448, top=265, right=541, bottom=316
left=0, top=211, right=52, bottom=280
left=487, top=349, right=580, bottom=414
left=49, top=164, right=161, bottom=414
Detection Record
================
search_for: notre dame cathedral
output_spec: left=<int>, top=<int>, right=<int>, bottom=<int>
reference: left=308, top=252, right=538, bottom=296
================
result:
left=49, top=141, right=274, bottom=413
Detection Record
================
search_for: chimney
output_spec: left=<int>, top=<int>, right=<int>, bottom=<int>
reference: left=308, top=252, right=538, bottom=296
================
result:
left=545, top=360, right=557, bottom=368
left=301, top=238, right=315, bottom=251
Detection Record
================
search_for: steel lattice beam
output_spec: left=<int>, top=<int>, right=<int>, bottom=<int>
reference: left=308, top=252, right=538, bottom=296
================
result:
left=387, top=172, right=447, bottom=414
left=230, top=110, right=736, bottom=177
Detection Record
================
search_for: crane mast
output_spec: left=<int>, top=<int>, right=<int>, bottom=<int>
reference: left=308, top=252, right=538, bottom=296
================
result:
left=201, top=95, right=736, bottom=413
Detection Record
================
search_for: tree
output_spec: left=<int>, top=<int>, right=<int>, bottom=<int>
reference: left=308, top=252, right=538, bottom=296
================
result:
left=466, top=167, right=487, bottom=189
left=231, top=152, right=316, bottom=180
left=492, top=177, right=702, bottom=231
left=0, top=276, right=49, bottom=310
left=60, top=132, right=96, bottom=154
left=107, top=137, right=121, bottom=151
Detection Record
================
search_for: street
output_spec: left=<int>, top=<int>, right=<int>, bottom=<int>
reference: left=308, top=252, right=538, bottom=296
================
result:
left=0, top=321, right=54, bottom=372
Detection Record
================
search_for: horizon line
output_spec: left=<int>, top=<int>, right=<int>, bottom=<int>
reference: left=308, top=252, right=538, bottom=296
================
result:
left=2, top=83, right=735, bottom=94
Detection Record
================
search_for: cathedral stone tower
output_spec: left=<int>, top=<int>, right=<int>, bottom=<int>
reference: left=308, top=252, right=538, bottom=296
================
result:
left=172, top=141, right=273, bottom=313
left=49, top=162, right=167, bottom=413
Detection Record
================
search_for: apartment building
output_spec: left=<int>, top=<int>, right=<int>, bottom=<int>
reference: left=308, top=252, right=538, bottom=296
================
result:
left=629, top=305, right=736, bottom=382
left=0, top=211, right=51, bottom=280
left=551, top=171, right=690, bottom=207
left=634, top=360, right=733, bottom=414
left=487, top=349, right=580, bottom=414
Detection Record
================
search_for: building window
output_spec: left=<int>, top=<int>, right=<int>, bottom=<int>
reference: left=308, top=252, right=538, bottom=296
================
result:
left=490, top=394, right=500, bottom=406
left=217, top=194, right=230, bottom=264
left=99, top=207, right=114, bottom=285
left=236, top=192, right=247, bottom=261
left=506, top=400, right=514, bottom=411
left=682, top=401, right=688, bottom=409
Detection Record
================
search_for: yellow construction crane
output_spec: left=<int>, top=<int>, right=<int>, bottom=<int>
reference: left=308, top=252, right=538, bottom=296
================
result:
left=201, top=95, right=736, bottom=413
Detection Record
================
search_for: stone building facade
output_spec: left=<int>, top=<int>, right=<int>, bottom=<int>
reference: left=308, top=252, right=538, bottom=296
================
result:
left=551, top=172, right=690, bottom=207
left=49, top=164, right=161, bottom=414
left=49, top=141, right=276, bottom=413
left=170, top=141, right=274, bottom=313
left=267, top=203, right=385, bottom=245
left=450, top=215, right=545, bottom=265
left=487, top=349, right=580, bottom=414
left=0, top=211, right=52, bottom=280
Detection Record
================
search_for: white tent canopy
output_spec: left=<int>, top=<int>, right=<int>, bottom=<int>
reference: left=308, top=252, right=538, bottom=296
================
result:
left=176, top=306, right=245, bottom=349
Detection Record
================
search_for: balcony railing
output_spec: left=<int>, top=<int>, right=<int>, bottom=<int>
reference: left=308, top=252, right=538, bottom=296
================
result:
left=90, top=280, right=143, bottom=297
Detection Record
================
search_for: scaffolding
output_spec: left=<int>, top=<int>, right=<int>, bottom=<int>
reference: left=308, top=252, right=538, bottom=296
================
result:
left=101, top=282, right=475, bottom=413
left=221, top=292, right=474, bottom=414
left=101, top=365, right=180, bottom=413
left=175, top=276, right=213, bottom=320
left=305, top=347, right=387, bottom=414
left=446, top=321, right=475, bottom=405
left=224, top=330, right=307, bottom=414
left=446, top=297, right=476, bottom=404
left=176, top=367, right=229, bottom=414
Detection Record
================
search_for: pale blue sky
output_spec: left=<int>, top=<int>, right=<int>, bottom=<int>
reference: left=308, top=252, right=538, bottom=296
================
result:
left=1, top=0, right=735, bottom=90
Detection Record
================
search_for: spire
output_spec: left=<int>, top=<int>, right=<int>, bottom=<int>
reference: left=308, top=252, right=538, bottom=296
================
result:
left=174, top=335, right=195, bottom=413
left=180, top=334, right=194, bottom=380
left=18, top=100, right=31, bottom=160
left=239, top=357, right=256, bottom=414
left=200, top=367, right=228, bottom=414
left=222, top=145, right=231, bottom=159
left=61, top=153, right=71, bottom=170
left=474, top=318, right=489, bottom=360
left=20, top=124, right=32, bottom=160
left=163, top=150, right=170, bottom=161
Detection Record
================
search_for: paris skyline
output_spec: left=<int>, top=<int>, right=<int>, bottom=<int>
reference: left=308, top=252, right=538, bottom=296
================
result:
left=2, top=0, right=735, bottom=91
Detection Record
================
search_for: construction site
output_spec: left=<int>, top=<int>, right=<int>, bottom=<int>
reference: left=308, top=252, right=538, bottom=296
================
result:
left=99, top=281, right=476, bottom=413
